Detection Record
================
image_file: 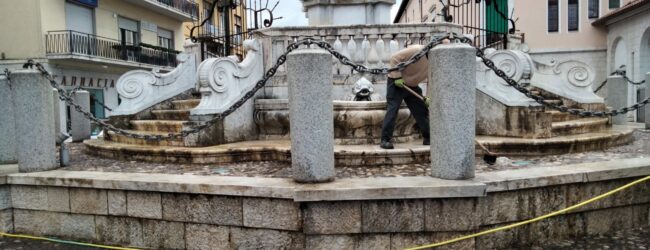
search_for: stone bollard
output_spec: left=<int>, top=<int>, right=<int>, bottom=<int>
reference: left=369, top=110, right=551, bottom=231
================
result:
left=287, top=49, right=335, bottom=183
left=646, top=73, right=650, bottom=129
left=606, top=75, right=627, bottom=125
left=71, top=90, right=92, bottom=142
left=429, top=43, right=476, bottom=180
left=10, top=70, right=57, bottom=172
left=0, top=73, right=17, bottom=164
left=52, top=89, right=61, bottom=142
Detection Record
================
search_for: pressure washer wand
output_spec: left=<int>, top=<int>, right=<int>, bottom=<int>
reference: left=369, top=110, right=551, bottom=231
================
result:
left=398, top=85, right=498, bottom=165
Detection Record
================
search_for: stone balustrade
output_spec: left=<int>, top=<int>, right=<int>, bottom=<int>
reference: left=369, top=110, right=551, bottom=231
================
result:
left=253, top=23, right=462, bottom=79
left=110, top=53, right=197, bottom=117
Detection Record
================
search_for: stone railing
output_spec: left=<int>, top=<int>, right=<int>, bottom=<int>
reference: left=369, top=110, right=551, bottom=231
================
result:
left=191, top=39, right=264, bottom=115
left=476, top=48, right=539, bottom=107
left=110, top=53, right=197, bottom=116
left=253, top=23, right=462, bottom=78
left=530, top=59, right=604, bottom=104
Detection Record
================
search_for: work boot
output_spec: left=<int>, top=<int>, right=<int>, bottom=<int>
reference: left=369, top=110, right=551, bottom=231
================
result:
left=423, top=137, right=430, bottom=145
left=380, top=140, right=394, bottom=149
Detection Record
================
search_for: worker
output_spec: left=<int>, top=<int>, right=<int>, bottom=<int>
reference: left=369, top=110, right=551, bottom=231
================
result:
left=380, top=43, right=431, bottom=149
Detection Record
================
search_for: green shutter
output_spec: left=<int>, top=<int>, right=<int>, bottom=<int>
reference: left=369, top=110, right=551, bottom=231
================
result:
left=485, top=0, right=509, bottom=33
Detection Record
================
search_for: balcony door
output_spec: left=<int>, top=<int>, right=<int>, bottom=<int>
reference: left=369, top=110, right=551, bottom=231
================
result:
left=65, top=2, right=94, bottom=34
left=65, top=2, right=94, bottom=55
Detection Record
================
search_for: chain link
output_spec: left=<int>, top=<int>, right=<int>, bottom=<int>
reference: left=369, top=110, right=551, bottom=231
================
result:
left=475, top=49, right=650, bottom=117
left=20, top=39, right=308, bottom=141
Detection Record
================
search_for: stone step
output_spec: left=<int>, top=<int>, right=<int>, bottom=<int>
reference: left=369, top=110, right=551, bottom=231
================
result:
left=84, top=124, right=636, bottom=164
left=131, top=120, right=189, bottom=133
left=551, top=118, right=609, bottom=137
left=105, top=130, right=185, bottom=147
left=548, top=110, right=583, bottom=122
left=171, top=99, right=201, bottom=110
left=545, top=99, right=563, bottom=105
left=151, top=110, right=191, bottom=120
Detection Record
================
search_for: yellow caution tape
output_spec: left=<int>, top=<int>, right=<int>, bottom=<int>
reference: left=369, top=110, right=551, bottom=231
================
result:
left=405, top=175, right=650, bottom=250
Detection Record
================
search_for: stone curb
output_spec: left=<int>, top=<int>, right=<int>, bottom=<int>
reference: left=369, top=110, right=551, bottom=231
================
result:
left=5, top=157, right=650, bottom=201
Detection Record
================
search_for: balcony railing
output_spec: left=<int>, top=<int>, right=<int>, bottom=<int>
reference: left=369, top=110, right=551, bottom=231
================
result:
left=45, top=30, right=178, bottom=68
left=156, top=0, right=199, bottom=17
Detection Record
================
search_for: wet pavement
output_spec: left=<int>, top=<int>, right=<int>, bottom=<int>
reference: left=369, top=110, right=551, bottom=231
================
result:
left=0, top=237, right=99, bottom=250
left=59, top=130, right=650, bottom=178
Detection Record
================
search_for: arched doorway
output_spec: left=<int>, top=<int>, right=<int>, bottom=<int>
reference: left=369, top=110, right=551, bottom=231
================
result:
left=638, top=28, right=650, bottom=122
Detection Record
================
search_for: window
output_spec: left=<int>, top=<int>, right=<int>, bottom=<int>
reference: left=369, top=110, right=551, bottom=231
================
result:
left=588, top=0, right=599, bottom=18
left=65, top=2, right=94, bottom=34
left=609, top=0, right=620, bottom=9
left=157, top=28, right=174, bottom=49
left=568, top=0, right=579, bottom=31
left=234, top=15, right=242, bottom=45
left=203, top=5, right=217, bottom=35
left=118, top=17, right=139, bottom=45
left=219, top=12, right=225, bottom=36
left=548, top=0, right=559, bottom=32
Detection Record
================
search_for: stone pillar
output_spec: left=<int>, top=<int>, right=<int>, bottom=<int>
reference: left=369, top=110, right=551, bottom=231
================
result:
left=0, top=73, right=17, bottom=164
left=646, top=73, right=650, bottom=129
left=52, top=89, right=61, bottom=142
left=10, top=70, right=57, bottom=172
left=71, top=90, right=91, bottom=142
left=606, top=75, right=627, bottom=125
left=429, top=43, right=477, bottom=180
left=287, top=49, right=335, bottom=183
left=645, top=72, right=650, bottom=129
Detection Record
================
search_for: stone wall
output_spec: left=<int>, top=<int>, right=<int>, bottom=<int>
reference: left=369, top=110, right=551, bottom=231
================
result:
left=2, top=165, right=649, bottom=249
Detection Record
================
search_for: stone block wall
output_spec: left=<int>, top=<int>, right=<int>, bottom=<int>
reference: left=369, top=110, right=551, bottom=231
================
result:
left=4, top=176, right=650, bottom=249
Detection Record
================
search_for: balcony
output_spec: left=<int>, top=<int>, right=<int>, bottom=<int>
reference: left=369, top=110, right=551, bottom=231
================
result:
left=45, top=30, right=178, bottom=68
left=122, top=0, right=198, bottom=21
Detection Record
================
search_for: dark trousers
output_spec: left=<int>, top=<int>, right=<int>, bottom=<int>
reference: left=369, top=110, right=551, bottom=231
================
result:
left=381, top=78, right=430, bottom=142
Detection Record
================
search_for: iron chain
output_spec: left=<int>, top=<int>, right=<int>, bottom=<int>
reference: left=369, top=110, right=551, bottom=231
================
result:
left=475, top=48, right=650, bottom=117
left=21, top=38, right=308, bottom=141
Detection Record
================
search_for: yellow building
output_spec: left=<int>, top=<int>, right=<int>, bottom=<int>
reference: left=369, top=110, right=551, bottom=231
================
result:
left=185, top=0, right=248, bottom=60
left=0, top=0, right=197, bottom=127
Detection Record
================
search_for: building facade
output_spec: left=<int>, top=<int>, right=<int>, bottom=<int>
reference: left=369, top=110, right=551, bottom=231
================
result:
left=0, top=0, right=197, bottom=133
left=394, top=0, right=648, bottom=118
left=185, top=0, right=248, bottom=60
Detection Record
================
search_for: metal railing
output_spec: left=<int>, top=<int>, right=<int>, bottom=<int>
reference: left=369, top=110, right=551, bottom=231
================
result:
left=444, top=0, right=518, bottom=49
left=156, top=0, right=199, bottom=17
left=45, top=30, right=178, bottom=67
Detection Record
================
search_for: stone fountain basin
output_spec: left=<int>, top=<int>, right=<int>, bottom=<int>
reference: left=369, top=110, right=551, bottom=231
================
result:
left=254, top=99, right=420, bottom=145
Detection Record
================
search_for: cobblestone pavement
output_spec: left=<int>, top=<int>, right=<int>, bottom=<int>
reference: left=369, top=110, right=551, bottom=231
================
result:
left=1, top=226, right=649, bottom=249
left=60, top=130, right=650, bottom=178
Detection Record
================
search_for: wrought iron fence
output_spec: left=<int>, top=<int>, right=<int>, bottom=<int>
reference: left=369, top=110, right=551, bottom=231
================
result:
left=444, top=0, right=518, bottom=49
left=45, top=30, right=178, bottom=67
left=156, top=0, right=199, bottom=17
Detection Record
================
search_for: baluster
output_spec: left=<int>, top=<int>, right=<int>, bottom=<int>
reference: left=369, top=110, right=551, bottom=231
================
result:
left=361, top=35, right=371, bottom=66
left=375, top=35, right=387, bottom=67
left=367, top=35, right=380, bottom=68
left=347, top=35, right=358, bottom=63
left=333, top=36, right=343, bottom=75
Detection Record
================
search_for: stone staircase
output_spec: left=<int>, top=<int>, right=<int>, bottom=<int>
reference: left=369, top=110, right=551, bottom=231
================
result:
left=104, top=99, right=200, bottom=147
left=476, top=88, right=633, bottom=156
left=85, top=87, right=637, bottom=165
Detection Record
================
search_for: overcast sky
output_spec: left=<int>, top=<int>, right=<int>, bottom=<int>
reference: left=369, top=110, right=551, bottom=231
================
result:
left=269, top=0, right=403, bottom=27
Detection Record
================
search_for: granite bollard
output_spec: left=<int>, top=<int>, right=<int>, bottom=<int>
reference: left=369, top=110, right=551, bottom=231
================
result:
left=71, top=90, right=92, bottom=142
left=10, top=70, right=57, bottom=172
left=428, top=43, right=476, bottom=180
left=646, top=73, right=650, bottom=129
left=0, top=73, right=17, bottom=164
left=606, top=75, right=627, bottom=125
left=52, top=89, right=62, bottom=142
left=287, top=49, right=335, bottom=183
